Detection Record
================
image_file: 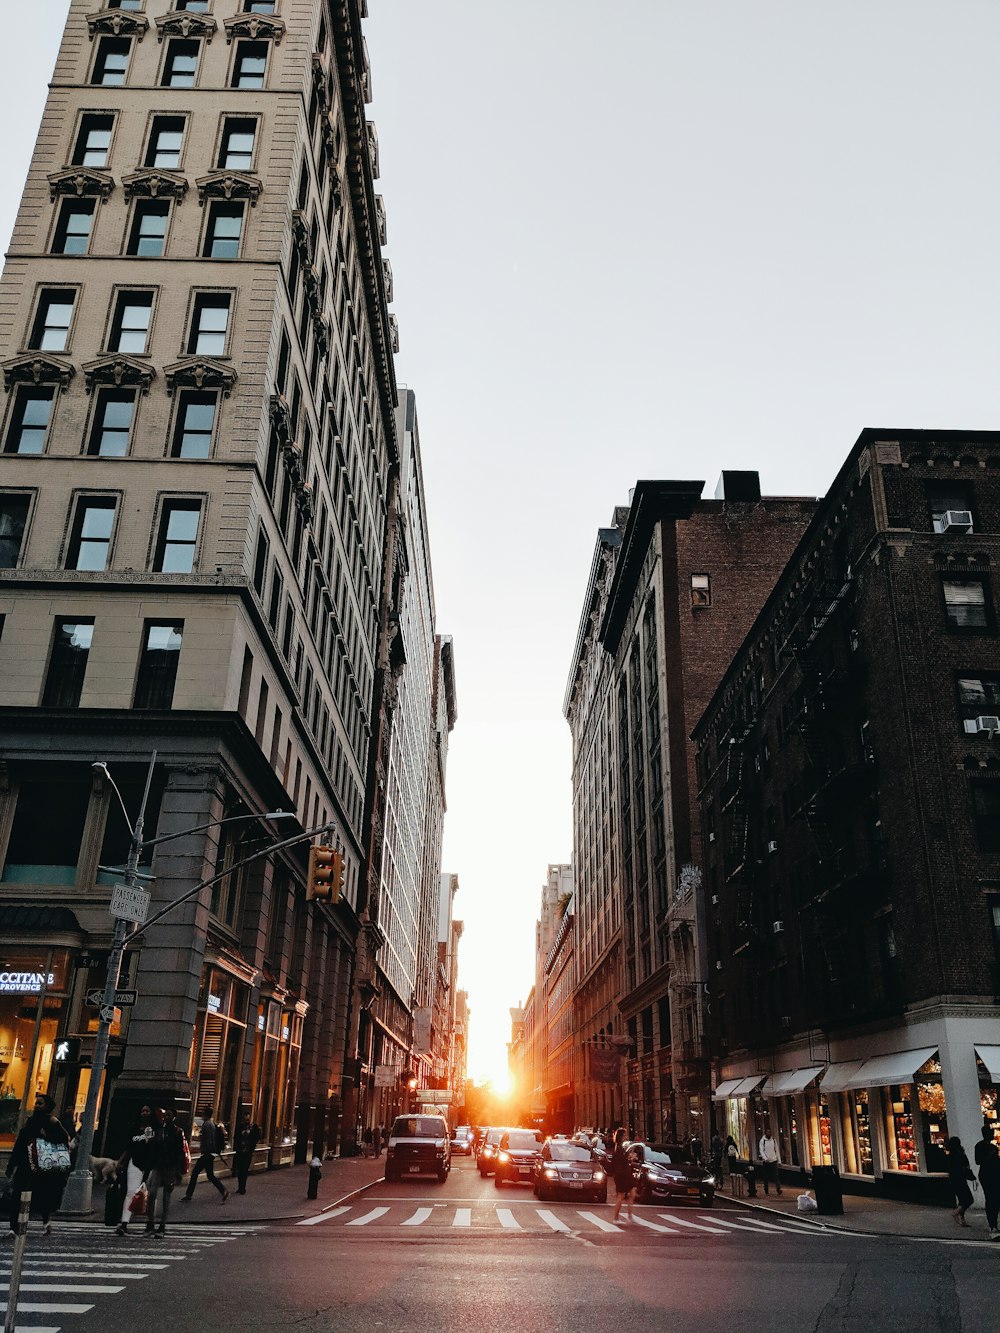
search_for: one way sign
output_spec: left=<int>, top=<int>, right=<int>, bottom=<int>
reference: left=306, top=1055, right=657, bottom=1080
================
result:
left=86, top=987, right=137, bottom=1007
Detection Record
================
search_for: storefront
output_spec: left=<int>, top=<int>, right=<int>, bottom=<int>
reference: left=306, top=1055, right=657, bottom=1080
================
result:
left=759, top=1067, right=824, bottom=1169
left=712, top=1075, right=765, bottom=1158
left=189, top=963, right=253, bottom=1138
left=976, top=1046, right=1000, bottom=1134
left=0, top=950, right=71, bottom=1149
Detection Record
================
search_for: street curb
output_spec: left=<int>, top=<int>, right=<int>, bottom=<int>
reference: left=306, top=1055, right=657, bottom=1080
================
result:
left=721, top=1190, right=998, bottom=1245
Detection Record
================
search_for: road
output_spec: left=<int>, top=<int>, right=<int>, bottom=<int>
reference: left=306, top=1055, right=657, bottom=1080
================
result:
left=3, top=1157, right=997, bottom=1332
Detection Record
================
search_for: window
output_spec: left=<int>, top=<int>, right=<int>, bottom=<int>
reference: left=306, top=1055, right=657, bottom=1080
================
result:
left=162, top=39, right=200, bottom=88
left=109, top=291, right=153, bottom=353
left=30, top=289, right=76, bottom=351
left=134, top=622, right=184, bottom=709
left=231, top=41, right=267, bottom=88
left=691, top=573, right=712, bottom=607
left=188, top=293, right=230, bottom=354
left=92, top=37, right=131, bottom=86
left=5, top=388, right=54, bottom=455
left=244, top=1, right=276, bottom=11
left=145, top=116, right=186, bottom=168
left=88, top=389, right=136, bottom=457
left=0, top=494, right=30, bottom=568
left=253, top=526, right=269, bottom=595
left=943, top=577, right=991, bottom=632
left=108, top=1, right=143, bottom=8
left=957, top=675, right=1000, bottom=732
left=66, top=497, right=117, bottom=571
left=929, top=484, right=974, bottom=534
left=176, top=0, right=210, bottom=9
left=127, top=201, right=170, bottom=257
left=42, top=618, right=95, bottom=708
left=971, top=781, right=1000, bottom=853
left=219, top=118, right=256, bottom=170
left=73, top=113, right=114, bottom=167
left=172, top=391, right=217, bottom=458
left=204, top=202, right=244, bottom=259
left=154, top=500, right=201, bottom=572
left=52, top=200, right=96, bottom=254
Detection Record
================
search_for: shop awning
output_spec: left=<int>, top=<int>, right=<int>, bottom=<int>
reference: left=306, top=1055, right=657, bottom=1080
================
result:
left=819, top=1062, right=865, bottom=1093
left=712, top=1079, right=744, bottom=1101
left=760, top=1067, right=825, bottom=1097
left=975, top=1046, right=1000, bottom=1082
left=847, top=1047, right=938, bottom=1090
left=730, top=1075, right=767, bottom=1098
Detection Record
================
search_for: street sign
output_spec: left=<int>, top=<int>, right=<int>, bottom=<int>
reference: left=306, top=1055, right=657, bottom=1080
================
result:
left=109, top=883, right=150, bottom=924
left=86, top=987, right=136, bottom=1007
left=74, top=952, right=109, bottom=970
left=99, top=1005, right=116, bottom=1023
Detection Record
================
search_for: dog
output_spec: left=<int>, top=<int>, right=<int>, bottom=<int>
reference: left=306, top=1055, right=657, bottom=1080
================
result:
left=89, top=1155, right=120, bottom=1184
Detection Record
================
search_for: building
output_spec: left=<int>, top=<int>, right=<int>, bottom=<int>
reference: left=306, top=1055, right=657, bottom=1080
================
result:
left=0, top=0, right=443, bottom=1167
left=695, top=429, right=1000, bottom=1199
left=565, top=475, right=815, bottom=1143
left=543, top=887, right=576, bottom=1135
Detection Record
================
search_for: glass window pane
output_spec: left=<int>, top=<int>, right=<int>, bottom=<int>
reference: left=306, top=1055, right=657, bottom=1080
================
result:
left=0, top=496, right=30, bottom=568
left=130, top=203, right=169, bottom=257
left=134, top=621, right=184, bottom=709
left=42, top=618, right=95, bottom=709
left=164, top=44, right=198, bottom=87
left=149, top=123, right=184, bottom=168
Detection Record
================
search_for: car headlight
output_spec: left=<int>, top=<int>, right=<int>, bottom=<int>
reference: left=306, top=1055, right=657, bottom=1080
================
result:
left=543, top=1168, right=558, bottom=1179
left=498, top=1151, right=510, bottom=1164
left=593, top=1171, right=605, bottom=1182
left=704, top=1176, right=716, bottom=1187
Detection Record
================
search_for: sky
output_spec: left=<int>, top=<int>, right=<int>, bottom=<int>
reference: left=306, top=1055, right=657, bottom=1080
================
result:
left=5, top=2, right=1000, bottom=1087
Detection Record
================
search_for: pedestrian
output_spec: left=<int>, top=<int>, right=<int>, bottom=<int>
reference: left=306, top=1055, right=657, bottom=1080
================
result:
left=363, top=1125, right=373, bottom=1157
left=182, top=1106, right=229, bottom=1204
left=114, top=1104, right=155, bottom=1236
left=232, top=1112, right=261, bottom=1195
left=709, top=1131, right=724, bottom=1180
left=144, top=1107, right=188, bottom=1238
left=5, top=1094, right=71, bottom=1236
left=372, top=1124, right=382, bottom=1159
left=945, top=1136, right=974, bottom=1227
left=974, top=1122, right=1000, bottom=1241
left=758, top=1127, right=782, bottom=1196
left=610, top=1127, right=637, bottom=1225
left=724, top=1134, right=739, bottom=1180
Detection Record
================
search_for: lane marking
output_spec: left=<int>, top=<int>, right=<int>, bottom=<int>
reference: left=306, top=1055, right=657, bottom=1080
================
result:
left=298, top=1207, right=350, bottom=1227
left=0, top=1302, right=94, bottom=1315
left=402, top=1209, right=433, bottom=1226
left=576, top=1211, right=618, bottom=1233
left=658, top=1213, right=728, bottom=1234
left=707, top=1215, right=824, bottom=1235
left=0, top=1283, right=124, bottom=1295
left=452, top=1209, right=472, bottom=1227
left=630, top=1214, right=681, bottom=1234
left=0, top=1270, right=148, bottom=1280
left=346, top=1207, right=389, bottom=1227
left=496, top=1209, right=520, bottom=1230
left=536, top=1210, right=571, bottom=1232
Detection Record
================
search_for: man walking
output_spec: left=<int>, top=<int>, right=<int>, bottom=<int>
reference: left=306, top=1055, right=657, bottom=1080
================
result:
left=232, top=1112, right=261, bottom=1196
left=144, top=1107, right=187, bottom=1237
left=758, top=1127, right=782, bottom=1196
left=182, top=1107, right=229, bottom=1204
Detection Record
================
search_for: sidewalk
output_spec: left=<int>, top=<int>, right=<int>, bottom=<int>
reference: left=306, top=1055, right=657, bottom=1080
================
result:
left=719, top=1175, right=1000, bottom=1244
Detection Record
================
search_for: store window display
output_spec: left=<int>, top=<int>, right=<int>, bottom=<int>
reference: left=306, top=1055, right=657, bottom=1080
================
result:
left=0, top=951, right=70, bottom=1147
left=841, top=1088, right=875, bottom=1175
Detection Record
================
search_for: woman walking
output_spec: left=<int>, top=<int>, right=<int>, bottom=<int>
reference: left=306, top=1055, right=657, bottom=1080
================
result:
left=5, top=1094, right=71, bottom=1236
left=610, top=1128, right=637, bottom=1225
left=115, top=1104, right=155, bottom=1236
left=945, top=1136, right=974, bottom=1227
left=974, top=1122, right=1000, bottom=1241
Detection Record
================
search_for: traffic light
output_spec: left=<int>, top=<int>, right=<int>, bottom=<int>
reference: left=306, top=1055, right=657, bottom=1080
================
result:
left=331, top=850, right=345, bottom=903
left=54, top=1037, right=81, bottom=1065
left=306, top=844, right=336, bottom=900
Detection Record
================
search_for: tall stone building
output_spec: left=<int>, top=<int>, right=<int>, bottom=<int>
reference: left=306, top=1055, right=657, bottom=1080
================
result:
left=0, top=0, right=446, bottom=1166
left=565, top=475, right=815, bottom=1143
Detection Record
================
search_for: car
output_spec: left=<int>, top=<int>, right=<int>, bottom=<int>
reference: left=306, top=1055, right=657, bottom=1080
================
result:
left=384, top=1113, right=451, bottom=1183
left=534, top=1138, right=607, bottom=1203
left=493, top=1128, right=543, bottom=1188
left=626, top=1141, right=716, bottom=1206
left=451, top=1125, right=474, bottom=1155
left=477, top=1125, right=507, bottom=1177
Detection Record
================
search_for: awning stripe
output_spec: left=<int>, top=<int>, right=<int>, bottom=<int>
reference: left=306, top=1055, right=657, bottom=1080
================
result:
left=760, top=1067, right=825, bottom=1097
left=975, top=1045, right=1000, bottom=1083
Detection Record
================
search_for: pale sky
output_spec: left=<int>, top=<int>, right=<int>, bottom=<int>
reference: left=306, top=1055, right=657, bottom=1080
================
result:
left=5, top=2, right=1000, bottom=1087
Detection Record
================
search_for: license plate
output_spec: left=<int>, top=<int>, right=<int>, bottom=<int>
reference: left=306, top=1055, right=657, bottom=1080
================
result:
left=409, top=1166, right=421, bottom=1173
left=569, top=1182, right=583, bottom=1189
left=518, top=1168, right=530, bottom=1175
left=686, top=1188, right=700, bottom=1195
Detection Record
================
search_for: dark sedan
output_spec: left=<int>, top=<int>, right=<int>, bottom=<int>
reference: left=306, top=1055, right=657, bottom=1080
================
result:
left=493, top=1129, right=543, bottom=1188
left=477, top=1126, right=508, bottom=1177
left=626, top=1142, right=716, bottom=1206
left=534, top=1138, right=607, bottom=1203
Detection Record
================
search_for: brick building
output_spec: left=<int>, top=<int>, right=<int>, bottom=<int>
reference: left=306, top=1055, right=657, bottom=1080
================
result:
left=695, top=429, right=1000, bottom=1199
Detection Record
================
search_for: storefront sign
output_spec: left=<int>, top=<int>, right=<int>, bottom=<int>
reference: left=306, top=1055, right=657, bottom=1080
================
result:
left=0, top=971, right=56, bottom=993
left=412, top=1006, right=432, bottom=1055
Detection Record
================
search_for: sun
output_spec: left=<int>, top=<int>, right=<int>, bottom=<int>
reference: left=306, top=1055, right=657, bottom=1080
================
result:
left=491, top=1068, right=513, bottom=1098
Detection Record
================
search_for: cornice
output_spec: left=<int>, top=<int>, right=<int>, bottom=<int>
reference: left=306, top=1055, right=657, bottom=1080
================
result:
left=81, top=354, right=156, bottom=395
left=122, top=169, right=189, bottom=203
left=223, top=14, right=285, bottom=45
left=2, top=354, right=75, bottom=391
left=196, top=170, right=262, bottom=207
left=48, top=169, right=115, bottom=203
left=87, top=11, right=148, bottom=41
left=163, top=356, right=237, bottom=397
left=155, top=13, right=217, bottom=43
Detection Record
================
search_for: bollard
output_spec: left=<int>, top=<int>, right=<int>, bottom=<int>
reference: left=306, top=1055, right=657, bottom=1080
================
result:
left=307, top=1156, right=322, bottom=1200
left=4, top=1189, right=31, bottom=1333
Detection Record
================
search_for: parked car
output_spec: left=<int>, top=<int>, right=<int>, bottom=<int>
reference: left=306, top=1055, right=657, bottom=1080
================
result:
left=493, top=1128, right=543, bottom=1188
left=626, top=1141, right=716, bottom=1206
left=534, top=1138, right=607, bottom=1203
left=478, top=1126, right=507, bottom=1177
left=384, top=1114, right=451, bottom=1183
left=451, top=1125, right=474, bottom=1155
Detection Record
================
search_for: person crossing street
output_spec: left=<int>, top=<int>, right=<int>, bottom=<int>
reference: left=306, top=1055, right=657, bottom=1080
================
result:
left=182, top=1106, right=229, bottom=1204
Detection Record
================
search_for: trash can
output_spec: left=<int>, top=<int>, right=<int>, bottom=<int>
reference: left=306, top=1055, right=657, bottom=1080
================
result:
left=811, top=1164, right=844, bottom=1215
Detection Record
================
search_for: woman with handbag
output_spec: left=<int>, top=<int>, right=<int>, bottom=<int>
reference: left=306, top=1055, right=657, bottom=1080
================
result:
left=4, top=1093, right=71, bottom=1236
left=114, top=1105, right=155, bottom=1236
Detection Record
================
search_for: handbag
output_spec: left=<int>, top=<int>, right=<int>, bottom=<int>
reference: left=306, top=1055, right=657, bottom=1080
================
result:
left=182, top=1134, right=192, bottom=1174
left=32, top=1137, right=72, bottom=1173
left=128, top=1183, right=148, bottom=1216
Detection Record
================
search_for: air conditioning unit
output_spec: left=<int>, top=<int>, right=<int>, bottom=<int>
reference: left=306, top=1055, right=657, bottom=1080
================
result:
left=976, top=715, right=1000, bottom=734
left=941, top=509, right=973, bottom=532
left=772, top=920, right=784, bottom=934
left=767, top=840, right=778, bottom=854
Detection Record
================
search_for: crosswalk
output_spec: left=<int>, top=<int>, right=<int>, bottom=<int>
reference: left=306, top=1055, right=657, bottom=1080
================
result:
left=0, top=1222, right=257, bottom=1332
left=296, top=1202, right=826, bottom=1239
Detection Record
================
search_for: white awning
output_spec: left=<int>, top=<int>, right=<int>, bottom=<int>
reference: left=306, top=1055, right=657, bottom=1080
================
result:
left=760, top=1067, right=825, bottom=1098
left=730, top=1074, right=767, bottom=1098
left=712, top=1079, right=744, bottom=1101
left=848, top=1048, right=938, bottom=1090
left=819, top=1061, right=865, bottom=1093
left=975, top=1045, right=1000, bottom=1083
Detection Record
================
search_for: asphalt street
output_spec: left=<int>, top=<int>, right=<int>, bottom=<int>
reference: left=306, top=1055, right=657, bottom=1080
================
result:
left=3, top=1158, right=997, bottom=1333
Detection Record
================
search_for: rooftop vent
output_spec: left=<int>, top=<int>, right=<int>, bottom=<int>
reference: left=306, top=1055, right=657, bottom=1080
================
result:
left=714, top=470, right=761, bottom=503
